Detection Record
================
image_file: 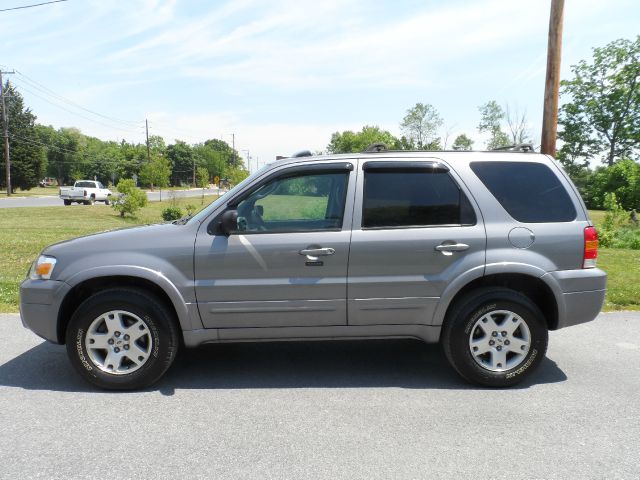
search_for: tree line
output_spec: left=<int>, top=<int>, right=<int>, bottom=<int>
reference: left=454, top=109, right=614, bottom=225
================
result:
left=0, top=83, right=249, bottom=193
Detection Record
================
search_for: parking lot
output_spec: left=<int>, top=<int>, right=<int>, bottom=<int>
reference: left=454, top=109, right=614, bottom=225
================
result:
left=1, top=311, right=639, bottom=479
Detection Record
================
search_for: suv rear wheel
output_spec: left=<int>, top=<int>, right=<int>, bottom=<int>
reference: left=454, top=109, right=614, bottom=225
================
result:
left=442, top=287, right=548, bottom=387
left=65, top=288, right=179, bottom=390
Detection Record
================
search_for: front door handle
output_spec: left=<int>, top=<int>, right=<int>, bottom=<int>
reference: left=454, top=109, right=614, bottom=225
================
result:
left=299, top=247, right=336, bottom=258
left=434, top=243, right=470, bottom=256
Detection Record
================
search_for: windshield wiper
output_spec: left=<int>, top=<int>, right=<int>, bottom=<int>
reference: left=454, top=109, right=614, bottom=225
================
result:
left=172, top=214, right=192, bottom=225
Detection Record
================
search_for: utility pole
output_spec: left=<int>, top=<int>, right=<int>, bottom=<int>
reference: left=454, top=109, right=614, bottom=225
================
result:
left=145, top=118, right=150, bottom=163
left=541, top=0, right=564, bottom=156
left=242, top=149, right=250, bottom=173
left=1, top=69, right=16, bottom=196
left=192, top=156, right=196, bottom=188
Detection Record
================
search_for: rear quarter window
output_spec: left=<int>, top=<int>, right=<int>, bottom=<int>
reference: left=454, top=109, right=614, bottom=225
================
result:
left=470, top=161, right=576, bottom=223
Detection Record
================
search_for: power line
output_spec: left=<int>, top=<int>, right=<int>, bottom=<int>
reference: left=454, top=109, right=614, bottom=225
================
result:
left=0, top=0, right=68, bottom=13
left=10, top=133, right=107, bottom=160
left=15, top=70, right=141, bottom=126
left=11, top=80, right=142, bottom=135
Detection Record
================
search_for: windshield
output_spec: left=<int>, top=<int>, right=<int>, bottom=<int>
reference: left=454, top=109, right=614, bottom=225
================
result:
left=75, top=181, right=96, bottom=188
left=188, top=164, right=272, bottom=224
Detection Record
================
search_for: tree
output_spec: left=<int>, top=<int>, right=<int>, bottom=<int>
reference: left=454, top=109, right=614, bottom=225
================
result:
left=193, top=142, right=227, bottom=180
left=327, top=126, right=400, bottom=153
left=111, top=178, right=147, bottom=217
left=0, top=81, right=46, bottom=192
left=227, top=167, right=249, bottom=186
left=203, top=139, right=242, bottom=169
left=118, top=140, right=146, bottom=181
left=505, top=104, right=531, bottom=144
left=559, top=36, right=640, bottom=166
left=478, top=100, right=510, bottom=150
left=586, top=159, right=640, bottom=210
left=196, top=166, right=209, bottom=203
left=452, top=134, right=474, bottom=151
left=139, top=155, right=171, bottom=199
left=166, top=140, right=194, bottom=186
left=400, top=103, right=443, bottom=149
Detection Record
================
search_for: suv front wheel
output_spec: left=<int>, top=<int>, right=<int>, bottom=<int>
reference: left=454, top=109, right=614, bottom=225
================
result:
left=442, top=288, right=548, bottom=387
left=65, top=288, right=179, bottom=390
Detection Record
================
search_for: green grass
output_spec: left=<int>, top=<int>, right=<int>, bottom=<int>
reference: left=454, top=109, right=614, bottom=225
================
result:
left=0, top=197, right=216, bottom=312
left=0, top=204, right=636, bottom=312
left=597, top=248, right=640, bottom=311
left=0, top=186, right=60, bottom=197
left=588, top=209, right=605, bottom=225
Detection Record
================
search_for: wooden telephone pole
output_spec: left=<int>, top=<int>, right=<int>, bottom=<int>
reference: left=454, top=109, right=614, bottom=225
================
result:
left=541, top=0, right=565, bottom=156
left=1, top=69, right=15, bottom=196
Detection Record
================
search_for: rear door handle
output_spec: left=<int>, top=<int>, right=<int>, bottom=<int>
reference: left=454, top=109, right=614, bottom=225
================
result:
left=299, top=247, right=335, bottom=259
left=434, top=243, right=470, bottom=255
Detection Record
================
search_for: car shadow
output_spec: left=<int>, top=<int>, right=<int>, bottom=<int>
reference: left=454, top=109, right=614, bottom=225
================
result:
left=0, top=339, right=567, bottom=394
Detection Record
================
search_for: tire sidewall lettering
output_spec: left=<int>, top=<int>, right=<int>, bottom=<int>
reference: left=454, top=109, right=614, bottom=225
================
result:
left=75, top=328, right=93, bottom=372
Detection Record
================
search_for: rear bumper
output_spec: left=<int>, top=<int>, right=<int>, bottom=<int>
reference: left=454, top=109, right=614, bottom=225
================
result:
left=19, top=279, right=70, bottom=344
left=544, top=268, right=607, bottom=329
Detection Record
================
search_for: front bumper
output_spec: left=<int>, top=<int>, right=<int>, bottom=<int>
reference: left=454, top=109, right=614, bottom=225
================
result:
left=544, top=268, right=607, bottom=330
left=19, top=279, right=70, bottom=344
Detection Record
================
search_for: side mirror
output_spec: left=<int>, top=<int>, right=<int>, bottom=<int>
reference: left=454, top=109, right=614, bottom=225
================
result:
left=255, top=205, right=264, bottom=216
left=219, top=209, right=238, bottom=235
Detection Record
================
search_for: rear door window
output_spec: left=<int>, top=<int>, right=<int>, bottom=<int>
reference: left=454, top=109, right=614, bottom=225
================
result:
left=362, top=162, right=476, bottom=228
left=470, top=161, right=576, bottom=223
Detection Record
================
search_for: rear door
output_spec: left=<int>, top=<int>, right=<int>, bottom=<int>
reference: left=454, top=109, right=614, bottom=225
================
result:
left=347, top=159, right=486, bottom=326
left=194, top=161, right=356, bottom=329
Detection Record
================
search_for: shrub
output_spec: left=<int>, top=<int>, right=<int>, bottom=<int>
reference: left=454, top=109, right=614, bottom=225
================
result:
left=184, top=204, right=196, bottom=216
left=599, top=193, right=640, bottom=249
left=111, top=178, right=148, bottom=218
left=161, top=206, right=183, bottom=221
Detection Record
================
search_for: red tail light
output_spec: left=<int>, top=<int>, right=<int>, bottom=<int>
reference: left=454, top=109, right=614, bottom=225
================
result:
left=583, top=226, right=598, bottom=268
left=84, top=190, right=88, bottom=197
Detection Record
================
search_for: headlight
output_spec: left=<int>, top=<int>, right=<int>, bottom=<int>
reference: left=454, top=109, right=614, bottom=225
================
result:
left=29, top=255, right=57, bottom=280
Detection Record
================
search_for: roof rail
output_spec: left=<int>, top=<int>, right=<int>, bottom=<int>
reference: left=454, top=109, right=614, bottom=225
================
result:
left=364, top=143, right=388, bottom=153
left=491, top=143, right=535, bottom=153
left=291, top=150, right=312, bottom=158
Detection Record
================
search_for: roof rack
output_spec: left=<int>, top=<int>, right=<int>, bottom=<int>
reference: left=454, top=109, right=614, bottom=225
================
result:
left=491, top=143, right=535, bottom=153
left=364, top=143, right=388, bottom=153
left=291, top=150, right=313, bottom=158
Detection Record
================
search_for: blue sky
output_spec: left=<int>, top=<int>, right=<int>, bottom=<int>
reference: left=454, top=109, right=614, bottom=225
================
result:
left=1, top=0, right=639, bottom=169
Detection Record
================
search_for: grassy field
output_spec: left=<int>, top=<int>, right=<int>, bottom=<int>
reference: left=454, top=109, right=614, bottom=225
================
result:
left=0, top=205, right=637, bottom=312
left=0, top=186, right=60, bottom=197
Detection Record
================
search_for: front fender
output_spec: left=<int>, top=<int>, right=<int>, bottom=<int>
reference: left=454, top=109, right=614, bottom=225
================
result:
left=65, top=265, right=199, bottom=331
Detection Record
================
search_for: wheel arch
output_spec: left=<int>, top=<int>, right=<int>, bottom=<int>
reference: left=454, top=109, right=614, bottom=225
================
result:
left=57, top=273, right=191, bottom=344
left=438, top=273, right=560, bottom=332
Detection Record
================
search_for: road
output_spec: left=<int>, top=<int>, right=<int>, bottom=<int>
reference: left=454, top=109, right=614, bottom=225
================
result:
left=0, top=188, right=222, bottom=208
left=1, top=311, right=639, bottom=479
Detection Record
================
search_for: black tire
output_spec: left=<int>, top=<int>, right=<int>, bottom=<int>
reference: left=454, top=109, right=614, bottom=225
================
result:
left=65, top=288, right=179, bottom=390
left=85, top=196, right=95, bottom=205
left=441, top=287, right=548, bottom=387
left=104, top=197, right=111, bottom=205
left=63, top=199, right=71, bottom=206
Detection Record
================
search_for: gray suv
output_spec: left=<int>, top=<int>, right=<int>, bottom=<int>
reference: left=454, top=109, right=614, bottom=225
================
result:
left=20, top=148, right=606, bottom=389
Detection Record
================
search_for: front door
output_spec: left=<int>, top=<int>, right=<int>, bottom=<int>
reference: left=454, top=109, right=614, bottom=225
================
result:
left=194, top=162, right=356, bottom=329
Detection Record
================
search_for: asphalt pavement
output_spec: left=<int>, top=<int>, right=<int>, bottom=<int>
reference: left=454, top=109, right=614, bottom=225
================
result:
left=0, top=188, right=222, bottom=208
left=1, top=311, right=639, bottom=479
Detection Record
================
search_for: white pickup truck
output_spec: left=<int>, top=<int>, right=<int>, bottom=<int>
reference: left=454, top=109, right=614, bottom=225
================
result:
left=59, top=180, right=112, bottom=205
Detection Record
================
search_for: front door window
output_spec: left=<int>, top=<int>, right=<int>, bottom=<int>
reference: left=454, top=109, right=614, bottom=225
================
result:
left=235, top=172, right=349, bottom=233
